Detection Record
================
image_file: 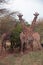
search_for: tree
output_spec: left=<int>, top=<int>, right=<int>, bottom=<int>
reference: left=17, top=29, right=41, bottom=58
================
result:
left=10, top=22, right=22, bottom=48
left=0, top=0, right=6, bottom=3
left=0, top=0, right=9, bottom=17
left=34, top=19, right=43, bottom=44
left=0, top=14, right=17, bottom=34
left=0, top=8, right=19, bottom=34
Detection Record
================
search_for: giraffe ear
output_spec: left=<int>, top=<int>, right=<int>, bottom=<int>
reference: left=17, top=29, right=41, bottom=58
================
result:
left=33, top=12, right=39, bottom=16
left=17, top=14, right=23, bottom=17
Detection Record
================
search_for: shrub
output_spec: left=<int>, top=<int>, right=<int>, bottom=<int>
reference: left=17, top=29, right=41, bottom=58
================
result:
left=10, top=23, right=22, bottom=48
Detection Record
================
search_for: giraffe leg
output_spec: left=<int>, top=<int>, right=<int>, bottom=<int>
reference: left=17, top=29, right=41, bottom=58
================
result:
left=20, top=42, right=24, bottom=55
left=25, top=39, right=29, bottom=50
left=0, top=41, right=4, bottom=56
left=1, top=41, right=7, bottom=56
left=36, top=40, right=42, bottom=50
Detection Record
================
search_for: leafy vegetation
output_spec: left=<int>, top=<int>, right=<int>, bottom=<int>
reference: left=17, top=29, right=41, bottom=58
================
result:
left=10, top=22, right=22, bottom=47
left=0, top=15, right=17, bottom=34
left=34, top=21, right=43, bottom=44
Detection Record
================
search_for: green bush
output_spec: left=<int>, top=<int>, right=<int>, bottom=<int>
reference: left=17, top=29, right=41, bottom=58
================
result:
left=10, top=23, right=22, bottom=48
left=34, top=22, right=43, bottom=44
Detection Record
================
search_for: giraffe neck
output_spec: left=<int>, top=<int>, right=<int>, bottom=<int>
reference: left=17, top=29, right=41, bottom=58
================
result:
left=30, top=16, right=37, bottom=31
left=20, top=19, right=27, bottom=31
left=32, top=16, right=37, bottom=25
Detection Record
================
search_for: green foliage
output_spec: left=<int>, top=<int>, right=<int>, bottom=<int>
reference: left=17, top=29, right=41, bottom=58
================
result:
left=10, top=23, right=22, bottom=46
left=34, top=22, right=43, bottom=44
left=0, top=17, right=16, bottom=34
left=25, top=22, right=30, bottom=26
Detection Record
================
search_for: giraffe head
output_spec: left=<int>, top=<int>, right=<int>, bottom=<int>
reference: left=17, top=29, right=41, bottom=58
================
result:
left=17, top=14, right=23, bottom=20
left=33, top=12, right=39, bottom=18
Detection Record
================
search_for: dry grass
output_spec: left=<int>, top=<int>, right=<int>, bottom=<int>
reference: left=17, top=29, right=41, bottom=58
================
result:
left=0, top=50, right=43, bottom=65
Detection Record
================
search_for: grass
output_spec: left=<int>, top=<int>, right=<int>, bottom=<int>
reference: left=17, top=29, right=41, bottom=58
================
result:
left=0, top=50, right=43, bottom=65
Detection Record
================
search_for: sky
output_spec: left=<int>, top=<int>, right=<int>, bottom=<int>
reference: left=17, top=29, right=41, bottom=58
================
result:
left=0, top=0, right=43, bottom=24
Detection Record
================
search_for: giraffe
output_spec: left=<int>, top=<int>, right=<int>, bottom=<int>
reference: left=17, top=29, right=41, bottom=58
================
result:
left=31, top=12, right=42, bottom=50
left=0, top=32, right=11, bottom=55
left=28, top=12, right=42, bottom=50
left=17, top=14, right=34, bottom=54
left=18, top=12, right=42, bottom=54
left=0, top=32, right=16, bottom=55
left=0, top=23, right=17, bottom=55
left=32, top=32, right=42, bottom=51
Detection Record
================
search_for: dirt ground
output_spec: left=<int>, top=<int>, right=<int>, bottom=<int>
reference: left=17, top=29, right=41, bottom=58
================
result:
left=0, top=39, right=43, bottom=65
left=0, top=44, right=43, bottom=65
